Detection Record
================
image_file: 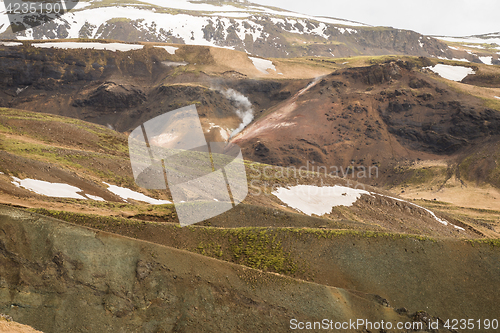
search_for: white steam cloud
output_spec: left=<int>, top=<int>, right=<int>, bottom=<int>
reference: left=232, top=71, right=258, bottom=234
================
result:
left=219, top=88, right=254, bottom=138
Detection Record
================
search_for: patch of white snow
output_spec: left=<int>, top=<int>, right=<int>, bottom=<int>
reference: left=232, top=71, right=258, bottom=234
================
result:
left=425, top=64, right=475, bottom=81
left=103, top=182, right=171, bottom=205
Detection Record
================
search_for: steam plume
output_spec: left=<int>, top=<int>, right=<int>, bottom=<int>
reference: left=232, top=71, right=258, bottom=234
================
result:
left=219, top=88, right=254, bottom=138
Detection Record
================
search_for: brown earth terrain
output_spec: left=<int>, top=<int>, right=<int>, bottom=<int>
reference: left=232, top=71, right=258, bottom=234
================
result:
left=0, top=41, right=499, bottom=332
left=0, top=109, right=486, bottom=239
left=1, top=205, right=460, bottom=333
left=1, top=43, right=499, bottom=192
left=0, top=108, right=498, bottom=331
left=21, top=207, right=499, bottom=322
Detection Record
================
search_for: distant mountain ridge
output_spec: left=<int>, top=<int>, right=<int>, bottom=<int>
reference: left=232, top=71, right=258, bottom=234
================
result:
left=0, top=0, right=461, bottom=59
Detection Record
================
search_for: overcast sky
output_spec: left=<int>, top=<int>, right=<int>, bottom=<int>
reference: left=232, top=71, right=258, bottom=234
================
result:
left=254, top=0, right=499, bottom=36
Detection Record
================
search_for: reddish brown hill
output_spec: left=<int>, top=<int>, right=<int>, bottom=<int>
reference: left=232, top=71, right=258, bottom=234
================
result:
left=231, top=60, right=500, bottom=187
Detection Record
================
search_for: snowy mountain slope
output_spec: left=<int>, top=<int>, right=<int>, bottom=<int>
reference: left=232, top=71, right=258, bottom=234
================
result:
left=0, top=0, right=454, bottom=59
left=435, top=32, right=500, bottom=65
left=436, top=32, right=500, bottom=50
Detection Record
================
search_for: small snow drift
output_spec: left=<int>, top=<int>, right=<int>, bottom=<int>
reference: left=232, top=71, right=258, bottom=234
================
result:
left=154, top=45, right=178, bottom=54
left=9, top=176, right=170, bottom=204
left=161, top=61, right=188, bottom=67
left=85, top=194, right=105, bottom=201
left=219, top=88, right=254, bottom=138
left=425, top=64, right=475, bottom=82
left=11, top=177, right=88, bottom=200
left=32, top=42, right=144, bottom=52
left=273, top=185, right=370, bottom=216
left=103, top=182, right=171, bottom=205
left=479, top=56, right=493, bottom=65
left=273, top=185, right=465, bottom=230
left=248, top=56, right=276, bottom=74
left=0, top=41, right=22, bottom=46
